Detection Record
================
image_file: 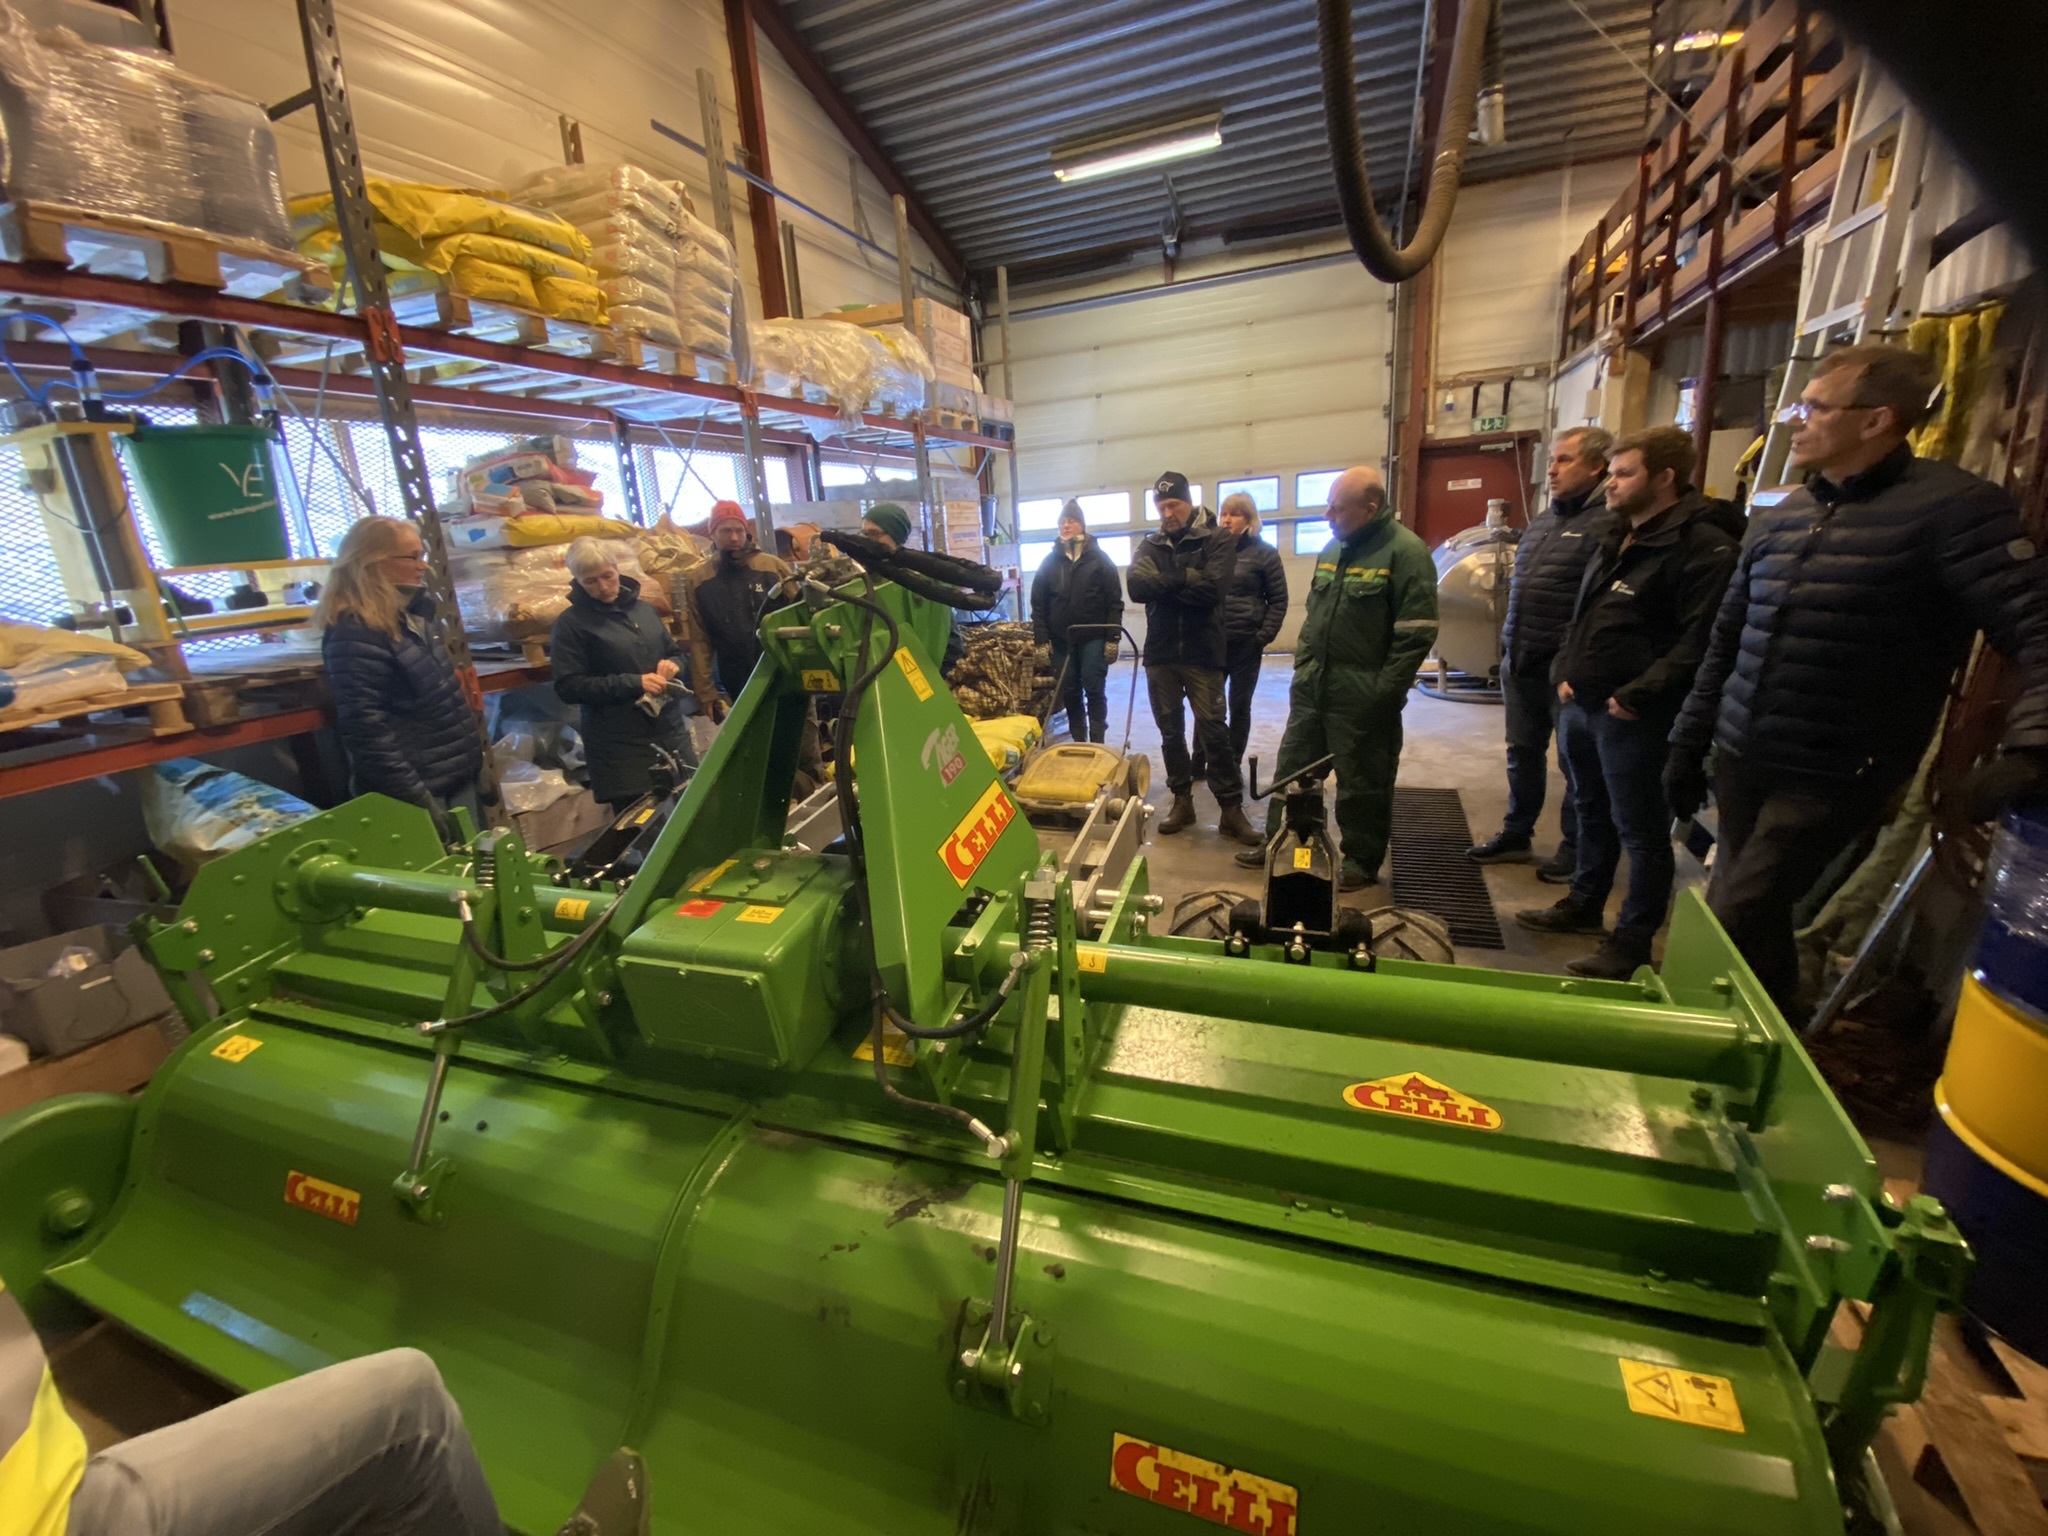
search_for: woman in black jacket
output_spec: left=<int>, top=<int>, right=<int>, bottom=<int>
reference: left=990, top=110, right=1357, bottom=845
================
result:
left=551, top=537, right=695, bottom=810
left=1029, top=501, right=1124, bottom=742
left=317, top=516, right=484, bottom=835
left=1194, top=492, right=1289, bottom=779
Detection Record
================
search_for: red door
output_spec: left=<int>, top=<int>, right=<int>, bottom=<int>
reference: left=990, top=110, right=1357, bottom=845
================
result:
left=1412, top=436, right=1539, bottom=550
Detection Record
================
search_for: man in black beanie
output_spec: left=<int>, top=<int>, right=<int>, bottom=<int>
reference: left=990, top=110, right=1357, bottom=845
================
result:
left=1128, top=471, right=1256, bottom=842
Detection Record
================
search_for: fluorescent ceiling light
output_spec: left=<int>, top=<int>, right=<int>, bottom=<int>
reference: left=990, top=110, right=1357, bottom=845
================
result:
left=1052, top=115, right=1223, bottom=183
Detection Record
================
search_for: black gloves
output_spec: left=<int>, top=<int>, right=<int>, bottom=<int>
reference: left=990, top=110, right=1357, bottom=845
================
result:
left=1663, top=747, right=1710, bottom=824
left=1958, top=747, right=2048, bottom=823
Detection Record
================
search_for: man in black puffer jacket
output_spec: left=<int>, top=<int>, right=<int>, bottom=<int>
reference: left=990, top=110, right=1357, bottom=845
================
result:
left=1127, top=470, right=1253, bottom=842
left=1470, top=426, right=1613, bottom=878
left=1030, top=500, right=1123, bottom=742
left=1669, top=344, right=2048, bottom=1009
left=1519, top=427, right=1739, bottom=980
left=1192, top=492, right=1288, bottom=784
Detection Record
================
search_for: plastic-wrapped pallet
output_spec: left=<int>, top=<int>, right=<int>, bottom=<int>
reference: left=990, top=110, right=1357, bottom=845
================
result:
left=0, top=0, right=293, bottom=254
left=751, top=318, right=933, bottom=421
left=507, top=163, right=738, bottom=360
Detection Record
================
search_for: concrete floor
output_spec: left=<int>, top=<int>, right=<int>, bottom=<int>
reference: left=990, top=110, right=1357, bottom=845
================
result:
left=1090, top=659, right=1706, bottom=975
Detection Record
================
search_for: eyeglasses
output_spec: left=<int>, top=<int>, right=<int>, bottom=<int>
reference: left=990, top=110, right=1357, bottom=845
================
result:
left=1777, top=399, right=1875, bottom=425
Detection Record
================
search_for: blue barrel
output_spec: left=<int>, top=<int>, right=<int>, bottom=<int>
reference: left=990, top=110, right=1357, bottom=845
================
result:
left=1926, top=801, right=2048, bottom=1360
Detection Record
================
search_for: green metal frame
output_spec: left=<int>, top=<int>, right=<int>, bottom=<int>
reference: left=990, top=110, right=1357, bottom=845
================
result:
left=0, top=571, right=1965, bottom=1536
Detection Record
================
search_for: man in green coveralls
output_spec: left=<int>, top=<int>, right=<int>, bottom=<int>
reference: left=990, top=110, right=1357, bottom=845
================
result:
left=1237, top=465, right=1438, bottom=890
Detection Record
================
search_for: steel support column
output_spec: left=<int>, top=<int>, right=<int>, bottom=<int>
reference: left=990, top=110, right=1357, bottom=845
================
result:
left=293, top=0, right=497, bottom=808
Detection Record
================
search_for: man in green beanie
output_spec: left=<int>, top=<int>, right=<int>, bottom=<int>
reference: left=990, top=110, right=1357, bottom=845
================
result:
left=863, top=502, right=966, bottom=671
left=862, top=502, right=914, bottom=549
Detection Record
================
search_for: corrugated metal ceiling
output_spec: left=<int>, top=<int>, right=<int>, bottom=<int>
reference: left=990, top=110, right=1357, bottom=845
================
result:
left=777, top=0, right=1655, bottom=280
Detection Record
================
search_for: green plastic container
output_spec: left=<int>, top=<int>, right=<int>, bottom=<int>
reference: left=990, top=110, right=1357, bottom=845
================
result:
left=121, top=421, right=289, bottom=568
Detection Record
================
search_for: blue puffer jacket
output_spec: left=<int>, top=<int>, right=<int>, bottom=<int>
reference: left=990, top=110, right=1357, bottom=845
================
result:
left=1672, top=446, right=2048, bottom=786
left=322, top=587, right=483, bottom=804
left=1500, top=484, right=1612, bottom=675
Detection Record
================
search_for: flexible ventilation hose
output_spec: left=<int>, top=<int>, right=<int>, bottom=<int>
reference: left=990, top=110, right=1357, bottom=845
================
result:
left=1318, top=0, right=1498, bottom=281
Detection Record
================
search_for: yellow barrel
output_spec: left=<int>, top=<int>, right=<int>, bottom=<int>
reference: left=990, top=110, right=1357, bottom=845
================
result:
left=1934, top=973, right=2048, bottom=1196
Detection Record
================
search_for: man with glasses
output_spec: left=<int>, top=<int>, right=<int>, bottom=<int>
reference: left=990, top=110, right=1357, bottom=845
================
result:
left=1668, top=343, right=2048, bottom=1011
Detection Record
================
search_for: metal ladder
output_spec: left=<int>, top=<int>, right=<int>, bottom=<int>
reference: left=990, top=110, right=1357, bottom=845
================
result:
left=1756, top=63, right=1934, bottom=488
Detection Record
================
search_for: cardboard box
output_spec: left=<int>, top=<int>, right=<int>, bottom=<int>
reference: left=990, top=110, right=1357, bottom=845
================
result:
left=828, top=298, right=972, bottom=350
left=0, top=925, right=175, bottom=1059
left=0, top=1019, right=171, bottom=1116
left=976, top=392, right=1014, bottom=423
left=511, top=787, right=613, bottom=856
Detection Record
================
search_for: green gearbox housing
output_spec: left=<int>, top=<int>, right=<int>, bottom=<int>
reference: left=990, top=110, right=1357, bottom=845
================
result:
left=0, top=570, right=1969, bottom=1535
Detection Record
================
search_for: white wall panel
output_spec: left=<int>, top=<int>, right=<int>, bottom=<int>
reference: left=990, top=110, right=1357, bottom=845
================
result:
left=1432, top=158, right=1637, bottom=382
left=166, top=0, right=936, bottom=325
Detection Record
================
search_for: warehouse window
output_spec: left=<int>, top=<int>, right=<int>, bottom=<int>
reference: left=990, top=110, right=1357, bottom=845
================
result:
left=1077, top=490, right=1131, bottom=526
left=1095, top=534, right=1133, bottom=566
left=820, top=461, right=915, bottom=489
left=1295, top=470, right=1341, bottom=510
left=1217, top=475, right=1280, bottom=512
left=1292, top=521, right=1331, bottom=556
left=1018, top=496, right=1065, bottom=532
left=1020, top=539, right=1054, bottom=571
left=1260, top=523, right=1282, bottom=548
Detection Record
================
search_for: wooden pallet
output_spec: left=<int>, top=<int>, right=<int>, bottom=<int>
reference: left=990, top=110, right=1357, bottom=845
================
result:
left=1841, top=1303, right=2048, bottom=1536
left=0, top=201, right=329, bottom=302
left=0, top=681, right=189, bottom=737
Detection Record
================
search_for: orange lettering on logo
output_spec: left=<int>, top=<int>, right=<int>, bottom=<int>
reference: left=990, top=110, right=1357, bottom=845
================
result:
left=284, top=1170, right=361, bottom=1226
left=938, top=781, right=1019, bottom=887
left=1343, top=1070, right=1502, bottom=1133
left=1108, top=1434, right=1298, bottom=1535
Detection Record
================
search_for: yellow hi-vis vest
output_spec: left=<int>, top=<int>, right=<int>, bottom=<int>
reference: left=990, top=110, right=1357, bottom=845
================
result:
left=0, top=1280, right=86, bottom=1536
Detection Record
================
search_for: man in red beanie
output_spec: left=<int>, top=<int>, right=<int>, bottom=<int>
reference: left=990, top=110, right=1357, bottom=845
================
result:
left=684, top=500, right=793, bottom=722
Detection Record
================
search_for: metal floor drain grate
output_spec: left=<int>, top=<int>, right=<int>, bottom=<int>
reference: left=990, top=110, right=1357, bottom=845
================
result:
left=1389, top=789, right=1506, bottom=950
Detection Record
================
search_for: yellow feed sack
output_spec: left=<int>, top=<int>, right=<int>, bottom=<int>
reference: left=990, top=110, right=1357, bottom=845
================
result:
left=533, top=274, right=606, bottom=325
left=971, top=715, right=1042, bottom=772
left=443, top=255, right=537, bottom=310
left=422, top=231, right=596, bottom=283
left=290, top=180, right=592, bottom=261
left=501, top=515, right=641, bottom=548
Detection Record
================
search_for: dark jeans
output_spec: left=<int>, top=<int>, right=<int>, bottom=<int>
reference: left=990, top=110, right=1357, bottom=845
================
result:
left=1710, top=758, right=1896, bottom=1011
left=1050, top=636, right=1110, bottom=743
left=1501, top=664, right=1576, bottom=854
left=1192, top=639, right=1264, bottom=781
left=1147, top=663, right=1240, bottom=805
left=1558, top=699, right=1673, bottom=953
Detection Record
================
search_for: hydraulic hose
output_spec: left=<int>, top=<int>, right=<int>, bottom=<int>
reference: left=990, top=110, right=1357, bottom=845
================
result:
left=1319, top=0, right=1497, bottom=280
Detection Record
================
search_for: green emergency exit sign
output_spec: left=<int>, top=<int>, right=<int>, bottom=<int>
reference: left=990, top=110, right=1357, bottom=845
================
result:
left=1476, top=414, right=1510, bottom=432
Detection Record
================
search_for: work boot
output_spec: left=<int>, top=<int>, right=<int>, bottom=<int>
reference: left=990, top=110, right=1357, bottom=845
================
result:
left=1216, top=804, right=1260, bottom=845
left=1234, top=843, right=1267, bottom=869
left=1566, top=937, right=1651, bottom=980
left=1159, top=793, right=1197, bottom=834
left=1338, top=860, right=1378, bottom=892
left=1535, top=846, right=1577, bottom=884
left=1514, top=897, right=1605, bottom=935
left=1467, top=830, right=1533, bottom=864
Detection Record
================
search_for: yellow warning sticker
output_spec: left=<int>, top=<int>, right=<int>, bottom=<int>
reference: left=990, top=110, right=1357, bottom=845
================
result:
left=1109, top=1433, right=1299, bottom=1534
left=211, top=1034, right=263, bottom=1063
left=852, top=1021, right=916, bottom=1067
left=690, top=858, right=737, bottom=893
left=632, top=807, right=656, bottom=826
left=736, top=904, right=782, bottom=924
left=1077, top=946, right=1108, bottom=973
left=895, top=647, right=934, bottom=701
left=1342, top=1071, right=1502, bottom=1131
left=801, top=669, right=839, bottom=692
left=1618, top=1359, right=1746, bottom=1434
left=1291, top=847, right=1312, bottom=870
left=553, top=896, right=591, bottom=922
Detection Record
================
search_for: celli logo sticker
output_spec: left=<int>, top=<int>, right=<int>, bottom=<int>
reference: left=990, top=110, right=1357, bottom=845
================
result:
left=1342, top=1071, right=1502, bottom=1131
left=1109, top=1434, right=1298, bottom=1535
left=921, top=722, right=968, bottom=786
left=284, top=1170, right=361, bottom=1226
left=939, top=780, right=1018, bottom=887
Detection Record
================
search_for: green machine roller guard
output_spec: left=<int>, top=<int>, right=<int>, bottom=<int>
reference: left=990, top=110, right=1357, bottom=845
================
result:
left=0, top=553, right=1968, bottom=1536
